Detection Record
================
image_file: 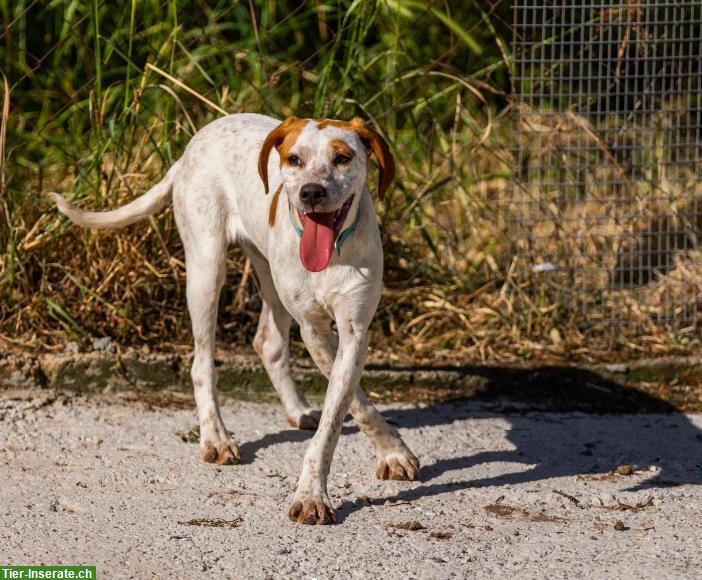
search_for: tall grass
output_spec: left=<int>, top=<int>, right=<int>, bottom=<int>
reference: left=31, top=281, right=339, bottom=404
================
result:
left=1, top=1, right=694, bottom=363
left=0, top=0, right=519, bottom=359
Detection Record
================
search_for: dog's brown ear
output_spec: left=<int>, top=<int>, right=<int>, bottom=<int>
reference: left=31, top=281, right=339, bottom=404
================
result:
left=350, top=118, right=396, bottom=200
left=258, top=117, right=300, bottom=194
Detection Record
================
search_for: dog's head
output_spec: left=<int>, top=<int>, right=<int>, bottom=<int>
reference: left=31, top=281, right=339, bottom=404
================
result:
left=258, top=117, right=395, bottom=272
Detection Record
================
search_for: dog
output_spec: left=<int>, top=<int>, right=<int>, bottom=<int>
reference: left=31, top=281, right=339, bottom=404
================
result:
left=50, top=113, right=420, bottom=524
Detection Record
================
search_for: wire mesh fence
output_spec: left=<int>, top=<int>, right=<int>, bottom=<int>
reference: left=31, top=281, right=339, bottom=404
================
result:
left=509, top=1, right=702, bottom=336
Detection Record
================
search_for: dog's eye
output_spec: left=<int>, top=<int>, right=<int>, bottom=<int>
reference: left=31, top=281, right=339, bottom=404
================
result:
left=287, top=155, right=302, bottom=167
left=333, top=154, right=351, bottom=166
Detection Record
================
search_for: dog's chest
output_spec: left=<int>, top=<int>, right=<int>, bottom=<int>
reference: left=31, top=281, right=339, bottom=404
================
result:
left=273, top=262, right=370, bottom=323
left=309, top=271, right=343, bottom=317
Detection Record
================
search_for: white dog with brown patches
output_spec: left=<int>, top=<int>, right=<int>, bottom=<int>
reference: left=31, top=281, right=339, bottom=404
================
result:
left=50, top=113, right=419, bottom=525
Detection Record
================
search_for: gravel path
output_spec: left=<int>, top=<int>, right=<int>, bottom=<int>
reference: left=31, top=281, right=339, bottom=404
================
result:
left=1, top=388, right=701, bottom=578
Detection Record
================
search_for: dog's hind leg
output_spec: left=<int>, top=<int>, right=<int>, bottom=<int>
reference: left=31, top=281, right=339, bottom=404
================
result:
left=246, top=247, right=321, bottom=430
left=181, top=219, right=240, bottom=465
left=351, top=389, right=419, bottom=481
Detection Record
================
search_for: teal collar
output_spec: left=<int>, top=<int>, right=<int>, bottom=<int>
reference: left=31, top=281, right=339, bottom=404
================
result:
left=289, top=200, right=361, bottom=254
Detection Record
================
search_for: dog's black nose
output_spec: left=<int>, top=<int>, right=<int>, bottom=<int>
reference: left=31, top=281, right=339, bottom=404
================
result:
left=299, top=183, right=327, bottom=205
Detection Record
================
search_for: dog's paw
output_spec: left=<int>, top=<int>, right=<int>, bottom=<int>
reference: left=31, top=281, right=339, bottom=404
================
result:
left=376, top=449, right=420, bottom=481
left=200, top=439, right=241, bottom=465
left=288, top=497, right=337, bottom=525
left=286, top=408, right=322, bottom=431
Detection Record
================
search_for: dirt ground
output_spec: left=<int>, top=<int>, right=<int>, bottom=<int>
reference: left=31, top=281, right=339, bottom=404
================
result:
left=1, top=388, right=701, bottom=579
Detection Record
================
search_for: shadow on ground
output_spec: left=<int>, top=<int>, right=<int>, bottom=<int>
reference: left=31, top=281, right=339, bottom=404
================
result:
left=362, top=362, right=702, bottom=413
left=239, top=364, right=702, bottom=522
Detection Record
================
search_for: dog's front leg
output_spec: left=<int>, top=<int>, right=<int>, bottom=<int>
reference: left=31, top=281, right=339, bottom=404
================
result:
left=288, top=321, right=368, bottom=525
left=300, top=324, right=419, bottom=482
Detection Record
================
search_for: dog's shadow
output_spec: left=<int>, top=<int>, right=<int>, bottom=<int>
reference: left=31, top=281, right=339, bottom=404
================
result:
left=238, top=429, right=313, bottom=458
left=239, top=365, right=702, bottom=522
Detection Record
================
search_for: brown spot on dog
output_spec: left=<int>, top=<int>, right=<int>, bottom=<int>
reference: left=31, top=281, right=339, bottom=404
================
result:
left=258, top=117, right=308, bottom=193
left=268, top=184, right=283, bottom=227
left=316, top=117, right=366, bottom=131
left=329, top=138, right=355, bottom=160
left=277, top=122, right=307, bottom=162
left=317, top=118, right=395, bottom=199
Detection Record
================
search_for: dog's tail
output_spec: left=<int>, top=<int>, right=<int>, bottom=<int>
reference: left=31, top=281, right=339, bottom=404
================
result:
left=49, top=163, right=178, bottom=230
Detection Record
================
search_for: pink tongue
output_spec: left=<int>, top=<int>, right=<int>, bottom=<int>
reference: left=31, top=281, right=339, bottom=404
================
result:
left=300, top=212, right=336, bottom=272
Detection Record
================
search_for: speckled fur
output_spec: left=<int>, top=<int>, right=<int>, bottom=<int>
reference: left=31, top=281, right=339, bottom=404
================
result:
left=50, top=113, right=419, bottom=525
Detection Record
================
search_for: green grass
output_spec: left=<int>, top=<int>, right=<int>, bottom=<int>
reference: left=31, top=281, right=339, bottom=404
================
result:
left=0, top=1, right=517, bottom=355
left=2, top=1, right=698, bottom=364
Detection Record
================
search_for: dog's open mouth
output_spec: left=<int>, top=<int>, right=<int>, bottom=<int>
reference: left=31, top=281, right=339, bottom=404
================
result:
left=297, top=195, right=354, bottom=272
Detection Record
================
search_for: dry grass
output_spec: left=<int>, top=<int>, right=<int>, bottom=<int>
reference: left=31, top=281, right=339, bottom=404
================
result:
left=1, top=1, right=701, bottom=365
left=3, top=104, right=701, bottom=365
